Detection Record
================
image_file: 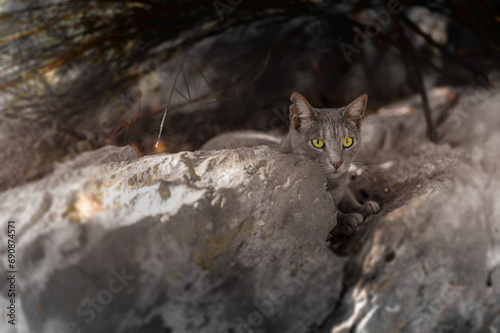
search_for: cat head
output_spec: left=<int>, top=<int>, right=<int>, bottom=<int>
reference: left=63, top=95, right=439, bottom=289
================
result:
left=287, top=92, right=367, bottom=177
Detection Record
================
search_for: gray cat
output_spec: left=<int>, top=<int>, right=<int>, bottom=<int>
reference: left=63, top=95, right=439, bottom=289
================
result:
left=201, top=92, right=380, bottom=239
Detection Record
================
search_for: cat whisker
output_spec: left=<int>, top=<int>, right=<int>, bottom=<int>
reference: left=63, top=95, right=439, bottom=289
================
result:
left=356, top=168, right=375, bottom=180
left=350, top=162, right=374, bottom=176
left=360, top=168, right=375, bottom=180
left=349, top=162, right=375, bottom=181
left=359, top=173, right=374, bottom=182
left=351, top=172, right=367, bottom=192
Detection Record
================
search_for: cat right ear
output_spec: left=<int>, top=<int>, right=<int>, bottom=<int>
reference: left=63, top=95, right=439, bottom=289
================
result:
left=344, top=94, right=368, bottom=128
left=289, top=92, right=317, bottom=130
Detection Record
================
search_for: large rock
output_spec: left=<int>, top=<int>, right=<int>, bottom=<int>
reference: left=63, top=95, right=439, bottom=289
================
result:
left=323, top=133, right=500, bottom=332
left=0, top=145, right=342, bottom=333
left=1, top=86, right=499, bottom=333
left=321, top=88, right=500, bottom=332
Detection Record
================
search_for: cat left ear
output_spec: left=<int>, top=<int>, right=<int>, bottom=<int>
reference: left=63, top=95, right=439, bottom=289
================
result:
left=344, top=94, right=368, bottom=128
left=289, top=92, right=317, bottom=130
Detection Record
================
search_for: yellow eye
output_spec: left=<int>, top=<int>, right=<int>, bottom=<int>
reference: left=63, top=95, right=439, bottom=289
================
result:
left=312, top=139, right=324, bottom=148
left=343, top=137, right=353, bottom=148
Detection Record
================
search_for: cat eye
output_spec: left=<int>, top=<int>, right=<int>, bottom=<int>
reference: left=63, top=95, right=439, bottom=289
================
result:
left=311, top=139, right=325, bottom=148
left=342, top=137, right=353, bottom=148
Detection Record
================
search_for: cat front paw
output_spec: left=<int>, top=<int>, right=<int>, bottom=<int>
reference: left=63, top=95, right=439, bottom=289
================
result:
left=334, top=212, right=364, bottom=236
left=360, top=201, right=380, bottom=217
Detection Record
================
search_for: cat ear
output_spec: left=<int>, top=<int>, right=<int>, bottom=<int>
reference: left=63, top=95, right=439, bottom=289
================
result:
left=289, top=92, right=317, bottom=130
left=344, top=94, right=368, bottom=128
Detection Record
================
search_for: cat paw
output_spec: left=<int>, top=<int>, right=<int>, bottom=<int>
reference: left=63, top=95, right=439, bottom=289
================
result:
left=360, top=201, right=380, bottom=217
left=334, top=212, right=364, bottom=236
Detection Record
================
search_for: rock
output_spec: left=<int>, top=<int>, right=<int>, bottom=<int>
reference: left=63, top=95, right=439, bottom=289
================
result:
left=1, top=87, right=500, bottom=333
left=53, top=145, right=139, bottom=173
left=321, top=84, right=500, bottom=332
left=327, top=133, right=500, bottom=332
left=0, top=145, right=341, bottom=333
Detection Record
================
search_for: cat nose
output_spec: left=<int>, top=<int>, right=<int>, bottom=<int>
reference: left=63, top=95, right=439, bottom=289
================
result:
left=332, top=161, right=343, bottom=169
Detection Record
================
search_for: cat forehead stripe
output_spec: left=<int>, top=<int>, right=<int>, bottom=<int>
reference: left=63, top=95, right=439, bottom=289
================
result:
left=325, top=126, right=332, bottom=144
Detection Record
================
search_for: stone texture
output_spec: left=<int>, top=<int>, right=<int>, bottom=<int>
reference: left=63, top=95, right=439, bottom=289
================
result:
left=322, top=88, right=500, bottom=332
left=0, top=145, right=342, bottom=333
left=1, top=87, right=499, bottom=333
left=325, top=134, right=500, bottom=332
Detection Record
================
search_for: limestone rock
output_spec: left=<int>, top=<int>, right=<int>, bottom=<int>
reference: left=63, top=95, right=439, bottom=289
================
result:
left=327, top=133, right=500, bottom=332
left=1, top=87, right=500, bottom=333
left=0, top=145, right=341, bottom=333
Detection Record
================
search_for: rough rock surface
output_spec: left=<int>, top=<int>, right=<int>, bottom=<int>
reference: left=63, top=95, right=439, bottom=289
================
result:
left=0, top=87, right=499, bottom=333
left=0, top=145, right=341, bottom=333
left=324, top=134, right=500, bottom=333
left=322, top=87, right=500, bottom=332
